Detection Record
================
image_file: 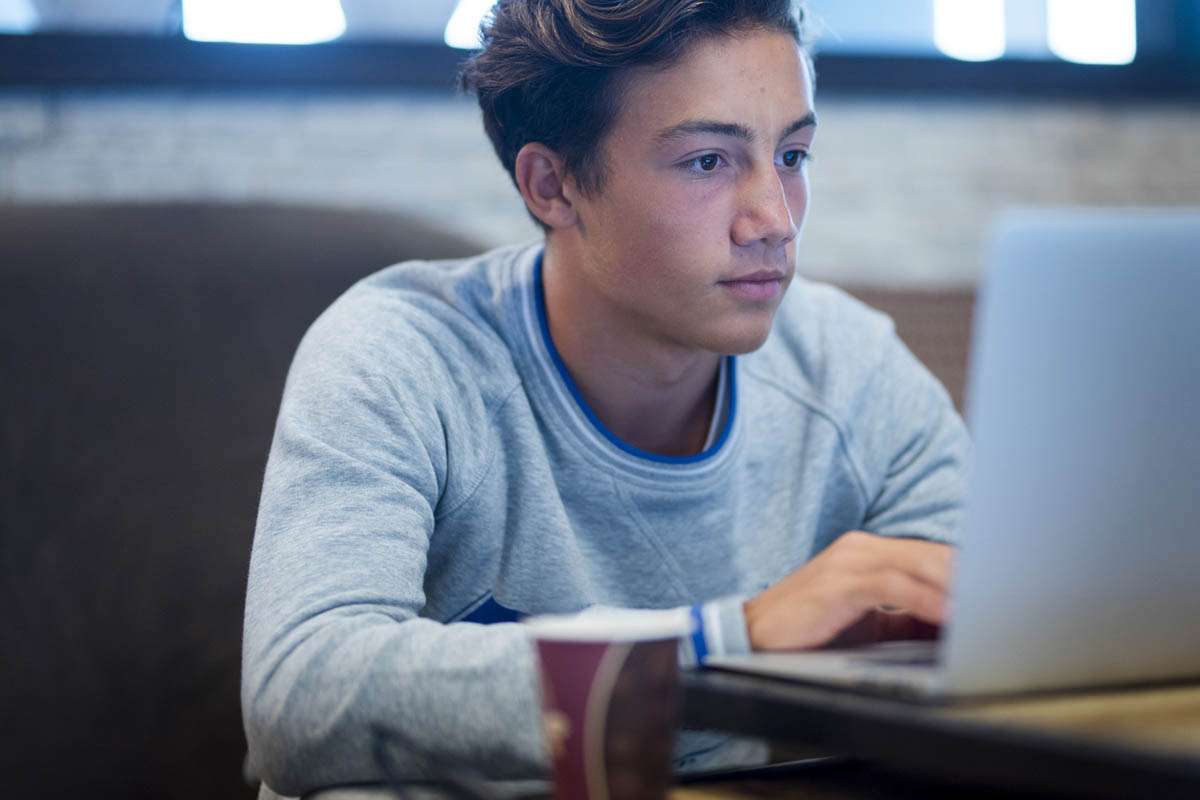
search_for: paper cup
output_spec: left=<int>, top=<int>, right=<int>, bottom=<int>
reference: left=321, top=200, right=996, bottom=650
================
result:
left=525, top=608, right=691, bottom=800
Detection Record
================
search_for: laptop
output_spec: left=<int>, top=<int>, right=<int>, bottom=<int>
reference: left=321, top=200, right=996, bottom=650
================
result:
left=707, top=208, right=1200, bottom=700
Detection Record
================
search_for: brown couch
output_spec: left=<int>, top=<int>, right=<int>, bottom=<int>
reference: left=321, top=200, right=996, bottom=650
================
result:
left=0, top=202, right=973, bottom=800
left=0, top=203, right=486, bottom=799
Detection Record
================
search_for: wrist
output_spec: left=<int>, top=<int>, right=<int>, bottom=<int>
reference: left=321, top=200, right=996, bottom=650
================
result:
left=743, top=596, right=762, bottom=651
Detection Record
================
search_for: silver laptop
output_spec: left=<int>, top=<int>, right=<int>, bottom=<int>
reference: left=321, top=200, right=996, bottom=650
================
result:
left=707, top=208, right=1200, bottom=700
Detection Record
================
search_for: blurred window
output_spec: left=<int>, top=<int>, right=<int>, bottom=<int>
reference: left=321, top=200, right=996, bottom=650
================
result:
left=181, top=0, right=347, bottom=45
left=0, top=0, right=35, bottom=33
left=0, top=0, right=1195, bottom=92
left=807, top=0, right=1138, bottom=65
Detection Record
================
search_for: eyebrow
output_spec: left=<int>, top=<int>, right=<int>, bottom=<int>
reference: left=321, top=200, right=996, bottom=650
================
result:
left=653, top=111, right=818, bottom=147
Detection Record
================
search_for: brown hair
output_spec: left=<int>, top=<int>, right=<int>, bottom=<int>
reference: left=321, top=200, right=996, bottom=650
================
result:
left=458, top=0, right=809, bottom=229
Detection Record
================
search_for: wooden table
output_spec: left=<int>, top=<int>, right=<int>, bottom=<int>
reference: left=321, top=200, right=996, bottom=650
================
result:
left=680, top=670, right=1200, bottom=798
left=304, top=678, right=1200, bottom=798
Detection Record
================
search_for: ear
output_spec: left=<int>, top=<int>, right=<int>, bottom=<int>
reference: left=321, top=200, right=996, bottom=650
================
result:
left=514, top=143, right=580, bottom=230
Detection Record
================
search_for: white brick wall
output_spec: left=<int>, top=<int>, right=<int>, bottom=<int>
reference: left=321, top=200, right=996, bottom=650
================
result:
left=1, top=89, right=1197, bottom=286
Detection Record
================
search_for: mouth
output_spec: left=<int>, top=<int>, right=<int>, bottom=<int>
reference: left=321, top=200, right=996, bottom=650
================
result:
left=718, top=270, right=787, bottom=302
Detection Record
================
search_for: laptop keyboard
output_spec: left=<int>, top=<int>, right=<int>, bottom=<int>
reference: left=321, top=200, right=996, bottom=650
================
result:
left=846, top=640, right=941, bottom=667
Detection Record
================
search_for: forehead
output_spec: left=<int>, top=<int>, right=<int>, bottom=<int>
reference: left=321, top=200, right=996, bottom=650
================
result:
left=612, top=29, right=814, bottom=145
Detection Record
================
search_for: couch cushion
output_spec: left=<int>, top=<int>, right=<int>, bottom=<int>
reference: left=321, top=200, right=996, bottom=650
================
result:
left=0, top=202, right=484, bottom=800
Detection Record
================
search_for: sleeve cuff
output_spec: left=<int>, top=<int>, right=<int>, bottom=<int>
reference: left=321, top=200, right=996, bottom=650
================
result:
left=678, top=594, right=752, bottom=669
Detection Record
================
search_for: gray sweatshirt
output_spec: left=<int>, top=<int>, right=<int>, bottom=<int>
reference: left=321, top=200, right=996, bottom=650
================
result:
left=242, top=240, right=970, bottom=797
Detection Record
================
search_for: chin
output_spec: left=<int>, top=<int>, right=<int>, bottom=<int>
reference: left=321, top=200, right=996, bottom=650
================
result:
left=701, top=319, right=775, bottom=355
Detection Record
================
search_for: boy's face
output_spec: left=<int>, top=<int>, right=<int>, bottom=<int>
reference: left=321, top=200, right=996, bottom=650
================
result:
left=564, top=27, right=816, bottom=355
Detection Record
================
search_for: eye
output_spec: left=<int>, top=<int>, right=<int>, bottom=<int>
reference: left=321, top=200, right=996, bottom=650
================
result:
left=780, top=149, right=812, bottom=170
left=681, top=153, right=726, bottom=175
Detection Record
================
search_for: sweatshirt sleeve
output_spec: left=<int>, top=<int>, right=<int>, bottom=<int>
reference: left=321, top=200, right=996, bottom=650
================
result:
left=240, top=310, right=548, bottom=798
left=855, top=322, right=972, bottom=546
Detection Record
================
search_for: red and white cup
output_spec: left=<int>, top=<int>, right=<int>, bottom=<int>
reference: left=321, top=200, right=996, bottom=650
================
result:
left=525, top=609, right=691, bottom=800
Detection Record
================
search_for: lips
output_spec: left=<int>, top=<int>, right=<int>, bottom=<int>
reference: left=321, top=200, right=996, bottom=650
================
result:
left=718, top=270, right=786, bottom=302
left=720, top=270, right=786, bottom=283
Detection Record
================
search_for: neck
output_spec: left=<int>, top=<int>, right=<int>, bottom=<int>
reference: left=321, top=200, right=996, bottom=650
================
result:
left=541, top=238, right=722, bottom=457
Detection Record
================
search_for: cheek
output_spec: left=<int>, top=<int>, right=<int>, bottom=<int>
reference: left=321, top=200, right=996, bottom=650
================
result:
left=608, top=181, right=722, bottom=255
left=786, top=175, right=810, bottom=219
left=652, top=188, right=726, bottom=243
left=593, top=177, right=737, bottom=299
left=650, top=180, right=733, bottom=245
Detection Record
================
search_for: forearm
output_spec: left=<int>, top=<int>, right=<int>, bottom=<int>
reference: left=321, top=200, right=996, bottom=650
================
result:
left=242, top=613, right=548, bottom=797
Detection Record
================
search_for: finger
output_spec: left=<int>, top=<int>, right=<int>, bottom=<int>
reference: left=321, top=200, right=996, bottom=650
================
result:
left=853, top=569, right=947, bottom=627
left=873, top=610, right=941, bottom=642
left=858, top=535, right=955, bottom=593
left=826, top=609, right=940, bottom=648
left=824, top=611, right=882, bottom=648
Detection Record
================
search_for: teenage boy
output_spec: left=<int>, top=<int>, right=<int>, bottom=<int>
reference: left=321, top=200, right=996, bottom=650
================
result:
left=242, top=1, right=969, bottom=796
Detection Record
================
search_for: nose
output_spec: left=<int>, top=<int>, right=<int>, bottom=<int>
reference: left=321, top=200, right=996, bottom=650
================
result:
left=731, top=163, right=800, bottom=250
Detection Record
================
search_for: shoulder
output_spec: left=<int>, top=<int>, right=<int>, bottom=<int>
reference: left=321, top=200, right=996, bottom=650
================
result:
left=742, top=276, right=900, bottom=416
left=294, top=243, right=528, bottom=402
left=278, top=245, right=534, bottom=468
left=743, top=277, right=962, bottom=465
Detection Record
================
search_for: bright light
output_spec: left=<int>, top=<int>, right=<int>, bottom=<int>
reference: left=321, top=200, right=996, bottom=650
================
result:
left=445, top=0, right=497, bottom=50
left=1047, top=0, right=1137, bottom=65
left=933, top=0, right=1006, bottom=62
left=0, top=0, right=37, bottom=33
left=182, top=0, right=346, bottom=45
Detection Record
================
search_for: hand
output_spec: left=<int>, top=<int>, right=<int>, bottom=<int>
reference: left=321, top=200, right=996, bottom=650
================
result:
left=743, top=530, right=953, bottom=651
